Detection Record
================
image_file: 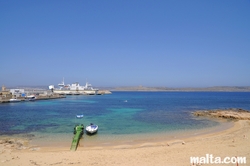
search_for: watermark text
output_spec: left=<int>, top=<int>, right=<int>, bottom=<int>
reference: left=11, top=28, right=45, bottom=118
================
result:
left=190, top=154, right=246, bottom=164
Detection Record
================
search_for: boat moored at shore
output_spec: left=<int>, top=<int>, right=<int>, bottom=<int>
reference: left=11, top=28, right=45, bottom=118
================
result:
left=9, top=98, right=21, bottom=102
left=71, top=124, right=84, bottom=151
left=25, top=95, right=36, bottom=101
left=86, top=123, right=98, bottom=135
left=49, top=78, right=111, bottom=95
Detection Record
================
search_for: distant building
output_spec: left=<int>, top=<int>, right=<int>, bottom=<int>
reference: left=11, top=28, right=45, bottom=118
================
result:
left=10, top=89, right=25, bottom=98
left=0, top=85, right=12, bottom=99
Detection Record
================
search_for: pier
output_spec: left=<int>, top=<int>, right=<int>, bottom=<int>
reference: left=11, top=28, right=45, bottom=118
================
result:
left=0, top=94, right=66, bottom=104
left=0, top=85, right=111, bottom=104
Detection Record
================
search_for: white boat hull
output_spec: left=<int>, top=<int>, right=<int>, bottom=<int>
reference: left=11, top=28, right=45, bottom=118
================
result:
left=9, top=99, right=21, bottom=102
left=53, top=90, right=98, bottom=95
left=76, top=114, right=84, bottom=118
left=86, top=124, right=98, bottom=134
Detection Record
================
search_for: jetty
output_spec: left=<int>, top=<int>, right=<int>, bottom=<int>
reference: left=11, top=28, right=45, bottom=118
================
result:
left=70, top=124, right=84, bottom=151
left=0, top=85, right=67, bottom=104
left=0, top=95, right=66, bottom=104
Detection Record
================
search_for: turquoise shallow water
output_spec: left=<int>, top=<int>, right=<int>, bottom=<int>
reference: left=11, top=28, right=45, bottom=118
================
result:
left=0, top=92, right=250, bottom=146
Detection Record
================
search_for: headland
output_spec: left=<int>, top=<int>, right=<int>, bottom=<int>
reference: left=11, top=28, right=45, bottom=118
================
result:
left=110, top=86, right=250, bottom=92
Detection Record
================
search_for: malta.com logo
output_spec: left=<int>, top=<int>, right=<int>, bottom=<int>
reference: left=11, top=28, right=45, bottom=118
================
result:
left=190, top=154, right=247, bottom=164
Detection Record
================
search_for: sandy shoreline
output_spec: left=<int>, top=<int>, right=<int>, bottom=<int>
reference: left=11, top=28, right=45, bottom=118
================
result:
left=1, top=119, right=249, bottom=166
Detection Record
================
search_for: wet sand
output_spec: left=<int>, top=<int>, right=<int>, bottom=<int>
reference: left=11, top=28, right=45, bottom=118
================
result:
left=1, top=120, right=249, bottom=166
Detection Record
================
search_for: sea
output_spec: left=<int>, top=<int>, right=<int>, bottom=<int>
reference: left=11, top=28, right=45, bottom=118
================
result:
left=0, top=91, right=250, bottom=147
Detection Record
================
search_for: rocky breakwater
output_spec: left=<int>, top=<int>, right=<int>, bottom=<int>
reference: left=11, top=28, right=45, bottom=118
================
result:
left=193, top=108, right=250, bottom=120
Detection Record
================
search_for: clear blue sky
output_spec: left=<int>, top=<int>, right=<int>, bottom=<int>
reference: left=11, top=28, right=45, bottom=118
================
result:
left=1, top=0, right=250, bottom=87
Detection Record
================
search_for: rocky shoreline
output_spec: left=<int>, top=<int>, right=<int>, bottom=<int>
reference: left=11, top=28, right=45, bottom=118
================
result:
left=192, top=108, right=250, bottom=120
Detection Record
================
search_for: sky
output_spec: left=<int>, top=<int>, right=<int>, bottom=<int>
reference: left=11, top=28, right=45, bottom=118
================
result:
left=0, top=0, right=250, bottom=88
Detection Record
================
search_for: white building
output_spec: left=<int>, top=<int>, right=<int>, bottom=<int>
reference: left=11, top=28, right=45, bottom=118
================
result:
left=10, top=89, right=25, bottom=97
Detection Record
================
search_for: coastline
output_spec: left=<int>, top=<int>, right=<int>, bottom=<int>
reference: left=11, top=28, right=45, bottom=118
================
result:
left=110, top=86, right=250, bottom=92
left=0, top=116, right=233, bottom=148
left=1, top=119, right=249, bottom=166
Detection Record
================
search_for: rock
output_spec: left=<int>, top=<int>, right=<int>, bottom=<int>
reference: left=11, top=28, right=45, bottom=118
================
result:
left=192, top=109, right=250, bottom=120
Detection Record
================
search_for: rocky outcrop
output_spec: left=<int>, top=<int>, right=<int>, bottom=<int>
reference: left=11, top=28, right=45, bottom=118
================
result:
left=0, top=138, right=29, bottom=151
left=192, top=108, right=250, bottom=120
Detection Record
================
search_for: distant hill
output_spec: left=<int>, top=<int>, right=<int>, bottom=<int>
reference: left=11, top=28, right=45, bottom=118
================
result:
left=109, top=86, right=250, bottom=92
left=5, top=85, right=250, bottom=92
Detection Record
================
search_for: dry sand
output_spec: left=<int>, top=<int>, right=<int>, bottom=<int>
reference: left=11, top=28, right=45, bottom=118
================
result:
left=0, top=119, right=249, bottom=166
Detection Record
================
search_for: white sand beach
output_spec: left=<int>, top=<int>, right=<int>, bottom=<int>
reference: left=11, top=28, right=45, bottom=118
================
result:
left=1, top=119, right=249, bottom=166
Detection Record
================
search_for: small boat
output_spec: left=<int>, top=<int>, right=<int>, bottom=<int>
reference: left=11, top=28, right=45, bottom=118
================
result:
left=26, top=95, right=36, bottom=101
left=71, top=124, right=84, bottom=151
left=76, top=114, right=84, bottom=118
left=73, top=124, right=84, bottom=135
left=9, top=98, right=21, bottom=102
left=85, top=123, right=98, bottom=135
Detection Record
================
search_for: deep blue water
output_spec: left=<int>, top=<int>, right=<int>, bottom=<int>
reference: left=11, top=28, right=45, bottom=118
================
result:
left=0, top=92, right=250, bottom=138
